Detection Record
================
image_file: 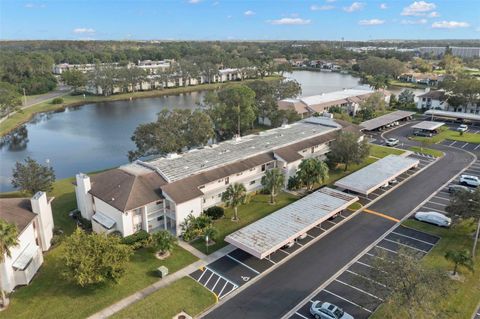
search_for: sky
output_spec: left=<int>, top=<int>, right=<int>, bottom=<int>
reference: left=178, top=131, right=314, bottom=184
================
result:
left=0, top=0, right=479, bottom=41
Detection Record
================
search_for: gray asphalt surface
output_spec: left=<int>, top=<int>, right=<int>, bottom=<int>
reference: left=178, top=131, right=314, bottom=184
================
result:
left=204, top=132, right=474, bottom=319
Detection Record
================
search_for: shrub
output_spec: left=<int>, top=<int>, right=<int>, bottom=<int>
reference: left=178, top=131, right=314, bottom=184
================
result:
left=181, top=214, right=212, bottom=242
left=204, top=206, right=224, bottom=220
left=150, top=230, right=177, bottom=254
left=122, top=230, right=151, bottom=249
left=287, top=175, right=301, bottom=190
left=52, top=97, right=64, bottom=104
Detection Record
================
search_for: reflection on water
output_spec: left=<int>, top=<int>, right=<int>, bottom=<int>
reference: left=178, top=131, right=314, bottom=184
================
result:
left=0, top=71, right=367, bottom=192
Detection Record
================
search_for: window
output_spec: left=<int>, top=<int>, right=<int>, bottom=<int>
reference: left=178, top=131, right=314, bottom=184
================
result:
left=236, top=172, right=243, bottom=176
left=218, top=193, right=222, bottom=198
left=199, top=185, right=205, bottom=190
left=249, top=168, right=255, bottom=172
left=157, top=216, right=164, bottom=222
left=218, top=178, right=224, bottom=183
left=261, top=164, right=266, bottom=172
left=250, top=180, right=255, bottom=185
left=225, top=177, right=229, bottom=185
left=155, top=200, right=162, bottom=205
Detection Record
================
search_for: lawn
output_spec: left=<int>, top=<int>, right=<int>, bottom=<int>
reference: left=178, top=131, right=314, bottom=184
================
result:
left=369, top=144, right=405, bottom=159
left=191, top=192, right=299, bottom=254
left=371, top=219, right=480, bottom=319
left=412, top=127, right=480, bottom=144
left=112, top=277, right=216, bottom=319
left=2, top=244, right=198, bottom=319
left=389, top=79, right=428, bottom=89
left=408, top=146, right=444, bottom=158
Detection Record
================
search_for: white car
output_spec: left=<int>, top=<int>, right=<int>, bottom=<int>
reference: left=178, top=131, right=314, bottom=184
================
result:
left=385, top=138, right=399, bottom=147
left=460, top=174, right=480, bottom=187
left=310, top=301, right=354, bottom=319
left=457, top=124, right=468, bottom=132
left=414, top=211, right=451, bottom=227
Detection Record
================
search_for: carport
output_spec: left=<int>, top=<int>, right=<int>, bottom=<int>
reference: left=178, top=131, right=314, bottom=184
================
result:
left=424, top=110, right=480, bottom=124
left=411, top=121, right=444, bottom=136
left=334, top=155, right=419, bottom=196
left=225, top=187, right=358, bottom=259
left=360, top=110, right=415, bottom=131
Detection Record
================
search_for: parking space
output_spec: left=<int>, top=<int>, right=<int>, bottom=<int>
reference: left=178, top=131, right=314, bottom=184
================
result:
left=287, top=225, right=439, bottom=319
left=439, top=139, right=480, bottom=152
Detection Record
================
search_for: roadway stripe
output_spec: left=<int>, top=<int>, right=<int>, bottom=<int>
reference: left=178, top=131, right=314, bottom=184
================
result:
left=391, top=231, right=435, bottom=246
left=363, top=209, right=400, bottom=222
left=334, top=279, right=384, bottom=301
left=323, top=289, right=373, bottom=313
left=226, top=254, right=261, bottom=275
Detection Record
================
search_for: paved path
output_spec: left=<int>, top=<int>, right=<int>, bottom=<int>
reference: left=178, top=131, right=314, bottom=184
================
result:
left=87, top=244, right=235, bottom=319
left=178, top=240, right=207, bottom=259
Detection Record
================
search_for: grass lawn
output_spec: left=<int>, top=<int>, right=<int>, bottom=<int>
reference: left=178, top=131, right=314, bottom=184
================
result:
left=409, top=146, right=444, bottom=158
left=191, top=192, right=299, bottom=254
left=371, top=219, right=480, bottom=319
left=2, top=244, right=198, bottom=319
left=412, top=127, right=480, bottom=144
left=112, top=277, right=216, bottom=319
left=369, top=144, right=405, bottom=159
left=389, top=79, right=428, bottom=89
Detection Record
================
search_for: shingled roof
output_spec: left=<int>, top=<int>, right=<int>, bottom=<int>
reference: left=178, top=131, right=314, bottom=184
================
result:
left=0, top=198, right=36, bottom=233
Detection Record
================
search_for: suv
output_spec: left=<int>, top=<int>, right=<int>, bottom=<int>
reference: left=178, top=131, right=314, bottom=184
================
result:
left=310, top=301, right=353, bottom=319
left=460, top=175, right=480, bottom=187
left=449, top=184, right=473, bottom=194
left=386, top=138, right=399, bottom=147
left=457, top=124, right=468, bottom=132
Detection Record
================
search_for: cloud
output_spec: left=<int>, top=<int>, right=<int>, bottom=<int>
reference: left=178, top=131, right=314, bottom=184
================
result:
left=188, top=0, right=201, bottom=4
left=244, top=10, right=255, bottom=16
left=269, top=18, right=311, bottom=25
left=359, top=19, right=385, bottom=26
left=427, top=11, right=439, bottom=17
left=401, top=1, right=436, bottom=16
left=401, top=18, right=428, bottom=24
left=24, top=3, right=46, bottom=8
left=379, top=3, right=387, bottom=9
left=431, top=20, right=469, bottom=29
left=343, top=2, right=365, bottom=13
left=73, top=28, right=96, bottom=34
left=310, top=4, right=335, bottom=11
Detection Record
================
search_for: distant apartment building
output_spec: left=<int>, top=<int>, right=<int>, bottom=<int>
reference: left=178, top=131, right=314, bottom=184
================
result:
left=417, top=47, right=480, bottom=59
left=75, top=117, right=359, bottom=237
left=417, top=88, right=479, bottom=114
left=136, top=59, right=174, bottom=74
left=52, top=62, right=121, bottom=74
left=398, top=72, right=444, bottom=86
left=278, top=88, right=387, bottom=117
left=0, top=192, right=54, bottom=293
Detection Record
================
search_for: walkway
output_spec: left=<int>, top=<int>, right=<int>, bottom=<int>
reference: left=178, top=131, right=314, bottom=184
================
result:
left=87, top=244, right=236, bottom=319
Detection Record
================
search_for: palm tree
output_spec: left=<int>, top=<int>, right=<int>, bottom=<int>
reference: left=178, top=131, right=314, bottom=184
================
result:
left=261, top=168, right=285, bottom=204
left=297, top=158, right=329, bottom=191
left=221, top=183, right=247, bottom=221
left=150, top=230, right=177, bottom=256
left=444, top=249, right=474, bottom=275
left=0, top=220, right=19, bottom=308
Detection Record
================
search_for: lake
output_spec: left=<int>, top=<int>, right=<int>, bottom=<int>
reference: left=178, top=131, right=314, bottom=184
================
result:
left=0, top=71, right=364, bottom=191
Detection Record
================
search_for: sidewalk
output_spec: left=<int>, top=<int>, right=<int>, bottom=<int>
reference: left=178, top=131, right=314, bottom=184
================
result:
left=87, top=244, right=236, bottom=319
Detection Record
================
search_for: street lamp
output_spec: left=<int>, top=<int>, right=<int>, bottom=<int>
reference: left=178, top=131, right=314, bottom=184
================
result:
left=205, top=235, right=209, bottom=254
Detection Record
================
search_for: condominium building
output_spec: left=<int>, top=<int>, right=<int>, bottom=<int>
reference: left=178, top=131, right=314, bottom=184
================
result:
left=0, top=192, right=54, bottom=293
left=75, top=117, right=359, bottom=237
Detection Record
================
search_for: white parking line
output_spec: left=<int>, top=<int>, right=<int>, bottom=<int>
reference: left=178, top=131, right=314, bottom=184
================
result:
left=323, top=289, right=373, bottom=313
left=205, top=271, right=214, bottom=285
left=346, top=269, right=388, bottom=288
left=294, top=312, right=310, bottom=319
left=375, top=245, right=398, bottom=255
left=280, top=248, right=291, bottom=255
left=428, top=200, right=447, bottom=207
left=450, top=141, right=457, bottom=146
left=382, top=238, right=428, bottom=253
left=421, top=206, right=445, bottom=213
left=433, top=194, right=450, bottom=201
left=334, top=279, right=384, bottom=301
left=211, top=276, right=221, bottom=291
left=307, top=234, right=315, bottom=239
left=461, top=143, right=469, bottom=149
left=226, top=254, right=261, bottom=275
left=474, top=144, right=480, bottom=151
left=197, top=269, right=208, bottom=282
left=218, top=281, right=229, bottom=297
left=391, top=231, right=435, bottom=246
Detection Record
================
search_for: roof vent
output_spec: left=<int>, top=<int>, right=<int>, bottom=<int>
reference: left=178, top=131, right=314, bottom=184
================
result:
left=111, top=197, right=115, bottom=201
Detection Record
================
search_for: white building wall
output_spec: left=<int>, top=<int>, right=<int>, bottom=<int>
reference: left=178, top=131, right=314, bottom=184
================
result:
left=174, top=198, right=203, bottom=234
left=30, top=192, right=54, bottom=251
left=92, top=197, right=135, bottom=236
left=75, top=173, right=94, bottom=220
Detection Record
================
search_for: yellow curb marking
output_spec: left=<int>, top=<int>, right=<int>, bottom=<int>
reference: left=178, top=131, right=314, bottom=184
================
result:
left=363, top=208, right=400, bottom=222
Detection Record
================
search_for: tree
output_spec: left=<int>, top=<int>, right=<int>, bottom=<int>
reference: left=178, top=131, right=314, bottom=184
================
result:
left=61, top=70, right=87, bottom=93
left=444, top=249, right=474, bottom=276
left=149, top=230, right=177, bottom=256
left=0, top=220, right=19, bottom=308
left=389, top=94, right=398, bottom=109
left=367, top=248, right=450, bottom=319
left=441, top=54, right=463, bottom=77
left=327, top=132, right=370, bottom=171
left=11, top=157, right=55, bottom=195
left=398, top=89, right=416, bottom=109
left=446, top=188, right=480, bottom=257
left=441, top=77, right=480, bottom=113
left=221, top=183, right=247, bottom=221
left=297, top=158, right=329, bottom=191
left=89, top=65, right=117, bottom=96
left=359, top=56, right=405, bottom=78
left=180, top=214, right=213, bottom=242
left=0, top=82, right=22, bottom=117
left=203, top=226, right=218, bottom=245
left=62, top=228, right=133, bottom=287
left=261, top=168, right=285, bottom=204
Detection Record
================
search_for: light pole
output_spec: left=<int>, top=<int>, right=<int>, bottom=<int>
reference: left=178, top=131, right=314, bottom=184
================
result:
left=205, top=235, right=209, bottom=254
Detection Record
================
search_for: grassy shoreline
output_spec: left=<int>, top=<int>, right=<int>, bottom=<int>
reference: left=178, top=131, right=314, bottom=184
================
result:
left=0, top=76, right=279, bottom=137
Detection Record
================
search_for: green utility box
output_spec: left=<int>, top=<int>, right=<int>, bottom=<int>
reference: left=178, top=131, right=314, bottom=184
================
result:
left=157, top=266, right=169, bottom=278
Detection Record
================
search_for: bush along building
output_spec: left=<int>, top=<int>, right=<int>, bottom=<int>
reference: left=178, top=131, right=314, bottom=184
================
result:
left=75, top=117, right=360, bottom=237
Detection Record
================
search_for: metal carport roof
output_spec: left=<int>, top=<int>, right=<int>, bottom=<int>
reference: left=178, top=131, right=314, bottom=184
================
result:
left=424, top=110, right=480, bottom=122
left=411, top=121, right=445, bottom=131
left=360, top=110, right=415, bottom=131
left=334, top=155, right=419, bottom=195
left=224, top=187, right=358, bottom=259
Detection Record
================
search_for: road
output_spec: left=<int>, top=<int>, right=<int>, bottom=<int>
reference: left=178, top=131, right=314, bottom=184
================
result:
left=204, top=137, right=473, bottom=319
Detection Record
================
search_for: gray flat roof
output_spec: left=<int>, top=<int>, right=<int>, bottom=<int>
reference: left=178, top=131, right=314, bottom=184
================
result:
left=424, top=110, right=480, bottom=122
left=411, top=121, right=445, bottom=131
left=224, top=188, right=358, bottom=259
left=334, top=155, right=419, bottom=195
left=360, top=110, right=415, bottom=131
left=137, top=118, right=341, bottom=182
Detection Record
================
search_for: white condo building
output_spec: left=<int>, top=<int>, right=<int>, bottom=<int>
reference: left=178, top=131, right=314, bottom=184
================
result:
left=0, top=192, right=54, bottom=293
left=75, top=117, right=359, bottom=237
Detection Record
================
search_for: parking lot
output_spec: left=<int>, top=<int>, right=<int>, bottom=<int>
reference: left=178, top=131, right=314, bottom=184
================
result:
left=286, top=225, right=440, bottom=319
left=439, top=139, right=480, bottom=152
left=475, top=307, right=480, bottom=319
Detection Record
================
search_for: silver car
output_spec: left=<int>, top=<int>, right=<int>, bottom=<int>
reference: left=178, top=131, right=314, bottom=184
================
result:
left=385, top=138, right=399, bottom=147
left=310, top=301, right=354, bottom=319
left=414, top=211, right=451, bottom=227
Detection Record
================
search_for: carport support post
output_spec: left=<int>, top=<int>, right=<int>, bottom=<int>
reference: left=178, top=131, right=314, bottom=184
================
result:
left=473, top=217, right=480, bottom=258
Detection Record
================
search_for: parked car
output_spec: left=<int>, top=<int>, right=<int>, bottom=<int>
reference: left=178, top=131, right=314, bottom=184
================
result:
left=460, top=174, right=480, bottom=187
left=297, top=233, right=308, bottom=240
left=413, top=129, right=433, bottom=137
left=310, top=301, right=354, bottom=319
left=457, top=124, right=468, bottom=132
left=414, top=211, right=451, bottom=227
left=448, top=184, right=473, bottom=194
left=282, top=241, right=295, bottom=249
left=386, top=138, right=399, bottom=147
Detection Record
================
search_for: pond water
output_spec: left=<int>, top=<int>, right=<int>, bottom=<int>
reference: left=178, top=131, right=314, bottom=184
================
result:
left=0, top=70, right=385, bottom=192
